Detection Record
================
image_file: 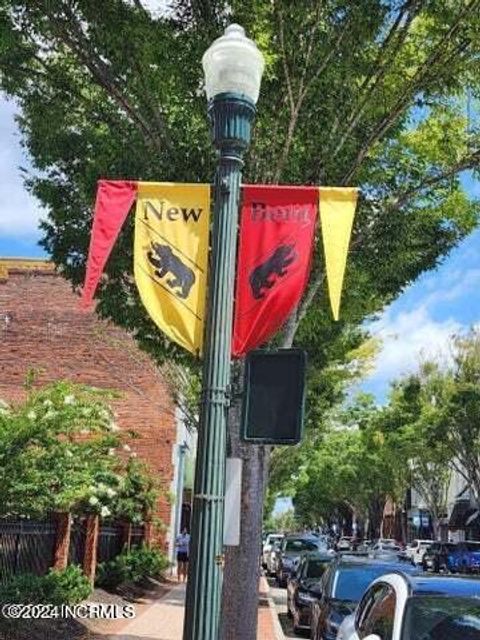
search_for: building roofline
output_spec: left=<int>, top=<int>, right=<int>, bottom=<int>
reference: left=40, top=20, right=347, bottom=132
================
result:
left=0, top=258, right=55, bottom=280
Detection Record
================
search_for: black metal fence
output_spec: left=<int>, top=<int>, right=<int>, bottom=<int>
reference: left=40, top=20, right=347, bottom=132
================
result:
left=68, top=517, right=86, bottom=567
left=97, top=523, right=123, bottom=564
left=131, top=525, right=145, bottom=550
left=97, top=523, right=145, bottom=564
left=0, top=518, right=56, bottom=582
left=0, top=517, right=145, bottom=582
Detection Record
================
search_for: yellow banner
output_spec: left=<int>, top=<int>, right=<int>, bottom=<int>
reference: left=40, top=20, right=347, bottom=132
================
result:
left=319, top=187, right=359, bottom=321
left=134, top=182, right=210, bottom=355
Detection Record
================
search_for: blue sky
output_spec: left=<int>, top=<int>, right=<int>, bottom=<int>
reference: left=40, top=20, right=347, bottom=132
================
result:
left=1, top=93, right=480, bottom=401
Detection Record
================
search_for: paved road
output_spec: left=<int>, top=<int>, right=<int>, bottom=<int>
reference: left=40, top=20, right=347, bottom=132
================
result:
left=267, top=578, right=309, bottom=639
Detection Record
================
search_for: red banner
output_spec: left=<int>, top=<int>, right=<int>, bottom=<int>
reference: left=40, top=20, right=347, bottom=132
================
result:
left=81, top=180, right=137, bottom=308
left=232, top=185, right=317, bottom=357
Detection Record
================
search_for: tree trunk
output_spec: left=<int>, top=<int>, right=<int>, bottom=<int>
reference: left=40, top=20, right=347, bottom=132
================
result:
left=400, top=505, right=408, bottom=544
left=368, top=497, right=385, bottom=539
left=220, top=366, right=269, bottom=640
left=220, top=316, right=297, bottom=639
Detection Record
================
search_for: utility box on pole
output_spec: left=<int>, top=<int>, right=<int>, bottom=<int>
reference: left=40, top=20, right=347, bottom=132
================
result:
left=242, top=349, right=307, bottom=445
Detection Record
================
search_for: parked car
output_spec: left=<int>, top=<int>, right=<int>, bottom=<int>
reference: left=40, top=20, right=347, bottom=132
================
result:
left=310, top=557, right=420, bottom=640
left=411, top=539, right=435, bottom=566
left=341, top=573, right=480, bottom=640
left=404, top=539, right=434, bottom=565
left=448, top=541, right=480, bottom=573
left=265, top=538, right=283, bottom=576
left=276, top=535, right=324, bottom=587
left=356, top=539, right=374, bottom=553
left=422, top=542, right=457, bottom=572
left=337, top=536, right=355, bottom=551
left=368, top=542, right=402, bottom=560
left=468, top=542, right=480, bottom=572
left=262, top=533, right=283, bottom=568
left=286, top=552, right=334, bottom=634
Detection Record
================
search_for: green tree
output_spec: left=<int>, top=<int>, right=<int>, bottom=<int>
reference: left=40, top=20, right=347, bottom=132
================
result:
left=0, top=381, right=159, bottom=521
left=438, top=330, right=480, bottom=503
left=379, top=367, right=453, bottom=540
left=2, top=1, right=480, bottom=636
left=0, top=381, right=121, bottom=517
left=285, top=395, right=393, bottom=537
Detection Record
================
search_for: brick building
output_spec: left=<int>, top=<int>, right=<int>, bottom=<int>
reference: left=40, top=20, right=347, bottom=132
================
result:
left=0, top=258, right=182, bottom=540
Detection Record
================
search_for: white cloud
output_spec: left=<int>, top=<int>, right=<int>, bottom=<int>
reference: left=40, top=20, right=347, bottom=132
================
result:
left=421, top=267, right=480, bottom=307
left=0, top=97, right=46, bottom=237
left=368, top=306, right=461, bottom=383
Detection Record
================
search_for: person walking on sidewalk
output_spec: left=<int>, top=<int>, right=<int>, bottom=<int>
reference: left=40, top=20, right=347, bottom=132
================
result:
left=175, top=528, right=190, bottom=582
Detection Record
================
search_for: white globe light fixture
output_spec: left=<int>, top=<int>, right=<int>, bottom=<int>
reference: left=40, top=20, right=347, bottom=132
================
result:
left=202, top=24, right=265, bottom=104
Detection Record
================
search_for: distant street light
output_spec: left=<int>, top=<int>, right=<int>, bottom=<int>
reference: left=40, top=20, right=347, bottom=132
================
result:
left=182, top=24, right=264, bottom=640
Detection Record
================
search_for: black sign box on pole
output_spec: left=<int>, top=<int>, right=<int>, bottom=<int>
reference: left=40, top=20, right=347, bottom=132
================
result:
left=241, top=349, right=307, bottom=445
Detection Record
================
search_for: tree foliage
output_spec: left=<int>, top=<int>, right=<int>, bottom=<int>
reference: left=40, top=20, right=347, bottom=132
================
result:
left=2, top=1, right=480, bottom=634
left=0, top=381, right=159, bottom=521
left=285, top=330, right=480, bottom=541
left=0, top=0, right=478, bottom=369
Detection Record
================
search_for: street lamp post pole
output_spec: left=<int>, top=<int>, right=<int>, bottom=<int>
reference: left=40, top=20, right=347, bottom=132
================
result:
left=183, top=25, right=264, bottom=640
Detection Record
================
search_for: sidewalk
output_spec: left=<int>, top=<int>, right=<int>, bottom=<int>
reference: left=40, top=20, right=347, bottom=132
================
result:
left=109, top=582, right=186, bottom=640
left=106, top=579, right=282, bottom=640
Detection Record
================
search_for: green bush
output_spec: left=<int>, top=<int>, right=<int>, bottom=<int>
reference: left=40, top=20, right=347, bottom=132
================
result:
left=0, top=565, right=91, bottom=605
left=45, top=565, right=92, bottom=605
left=0, top=573, right=48, bottom=605
left=96, top=545, right=169, bottom=588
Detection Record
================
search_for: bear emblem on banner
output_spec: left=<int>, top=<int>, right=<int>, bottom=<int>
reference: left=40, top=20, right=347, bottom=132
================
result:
left=147, top=242, right=196, bottom=300
left=249, top=244, right=297, bottom=300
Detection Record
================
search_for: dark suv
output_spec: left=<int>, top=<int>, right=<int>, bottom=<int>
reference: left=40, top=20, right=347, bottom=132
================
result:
left=422, top=542, right=456, bottom=572
left=276, top=535, right=324, bottom=587
left=310, top=556, right=420, bottom=640
left=286, top=552, right=334, bottom=634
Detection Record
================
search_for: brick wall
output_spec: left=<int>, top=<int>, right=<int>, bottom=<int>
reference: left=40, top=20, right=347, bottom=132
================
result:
left=0, top=262, right=176, bottom=533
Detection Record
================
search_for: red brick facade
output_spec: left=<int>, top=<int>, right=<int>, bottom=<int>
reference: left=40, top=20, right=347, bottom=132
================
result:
left=0, top=259, right=176, bottom=532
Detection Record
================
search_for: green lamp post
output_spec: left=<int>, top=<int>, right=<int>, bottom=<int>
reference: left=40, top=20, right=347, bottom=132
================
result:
left=182, top=24, right=264, bottom=640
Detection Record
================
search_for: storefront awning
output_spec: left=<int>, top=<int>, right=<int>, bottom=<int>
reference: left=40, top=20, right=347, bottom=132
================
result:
left=449, top=500, right=471, bottom=529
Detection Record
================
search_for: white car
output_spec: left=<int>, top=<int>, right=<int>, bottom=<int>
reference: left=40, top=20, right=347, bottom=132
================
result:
left=405, top=539, right=434, bottom=565
left=262, top=533, right=283, bottom=568
left=337, top=536, right=354, bottom=551
left=337, top=612, right=355, bottom=639
left=265, top=539, right=283, bottom=575
left=341, top=572, right=480, bottom=640
left=368, top=542, right=401, bottom=559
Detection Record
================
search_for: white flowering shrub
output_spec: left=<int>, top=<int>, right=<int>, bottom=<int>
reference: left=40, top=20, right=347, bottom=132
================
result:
left=0, top=381, right=158, bottom=522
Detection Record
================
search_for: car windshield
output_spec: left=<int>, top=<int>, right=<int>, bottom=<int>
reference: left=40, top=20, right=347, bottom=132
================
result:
left=467, top=543, right=480, bottom=552
left=402, top=596, right=480, bottom=640
left=333, top=566, right=397, bottom=601
left=305, top=559, right=330, bottom=579
left=285, top=539, right=318, bottom=553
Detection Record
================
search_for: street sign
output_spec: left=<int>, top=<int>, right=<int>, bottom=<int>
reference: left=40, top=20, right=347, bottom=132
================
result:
left=241, top=349, right=307, bottom=444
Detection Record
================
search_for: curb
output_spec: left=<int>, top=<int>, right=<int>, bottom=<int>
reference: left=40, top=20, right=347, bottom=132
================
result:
left=267, top=594, right=286, bottom=640
left=260, top=576, right=285, bottom=640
